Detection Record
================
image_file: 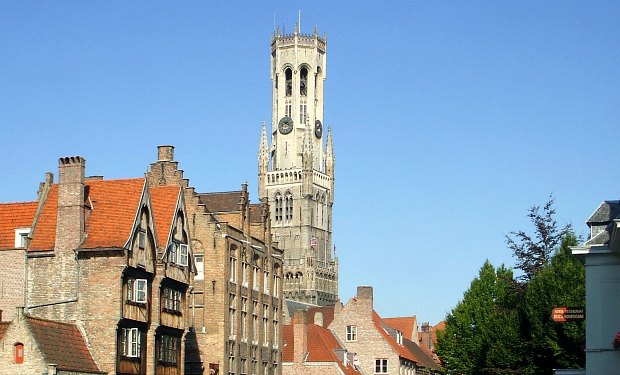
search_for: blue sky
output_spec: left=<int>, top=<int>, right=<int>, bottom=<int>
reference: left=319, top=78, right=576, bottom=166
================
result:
left=1, top=1, right=619, bottom=325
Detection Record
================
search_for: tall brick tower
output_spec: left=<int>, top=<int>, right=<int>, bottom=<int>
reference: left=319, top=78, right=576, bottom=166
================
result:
left=258, top=24, right=337, bottom=306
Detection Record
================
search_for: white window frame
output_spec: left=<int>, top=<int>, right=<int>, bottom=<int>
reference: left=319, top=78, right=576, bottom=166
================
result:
left=178, top=243, right=188, bottom=266
left=14, top=228, right=30, bottom=248
left=346, top=325, right=357, bottom=342
left=122, top=327, right=142, bottom=358
left=375, top=358, right=388, bottom=374
left=128, top=278, right=148, bottom=304
left=194, top=255, right=204, bottom=280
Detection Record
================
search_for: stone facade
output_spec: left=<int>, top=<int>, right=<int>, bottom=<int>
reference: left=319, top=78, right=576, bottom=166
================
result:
left=258, top=25, right=338, bottom=306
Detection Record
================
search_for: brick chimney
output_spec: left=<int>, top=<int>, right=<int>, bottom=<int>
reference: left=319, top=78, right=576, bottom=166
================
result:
left=293, top=309, right=308, bottom=363
left=356, top=286, right=374, bottom=311
left=158, top=145, right=175, bottom=161
left=55, top=156, right=85, bottom=251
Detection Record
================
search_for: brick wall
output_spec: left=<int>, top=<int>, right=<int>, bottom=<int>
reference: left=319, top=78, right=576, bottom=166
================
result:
left=0, top=311, right=47, bottom=375
left=0, top=249, right=25, bottom=322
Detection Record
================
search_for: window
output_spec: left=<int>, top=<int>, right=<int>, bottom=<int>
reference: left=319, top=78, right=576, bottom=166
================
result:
left=163, top=287, right=182, bottom=312
left=121, top=328, right=142, bottom=358
left=169, top=242, right=189, bottom=266
left=396, top=330, right=403, bottom=345
left=127, top=278, right=147, bottom=304
left=14, top=343, right=24, bottom=364
left=230, top=252, right=237, bottom=282
left=300, top=67, right=308, bottom=96
left=375, top=359, right=388, bottom=374
left=273, top=274, right=280, bottom=298
left=273, top=307, right=279, bottom=347
left=299, top=101, right=307, bottom=124
left=242, top=261, right=249, bottom=286
left=229, top=293, right=236, bottom=338
left=194, top=255, right=204, bottom=280
left=252, top=300, right=259, bottom=344
left=137, top=229, right=146, bottom=250
left=284, top=192, right=293, bottom=221
left=263, top=304, right=269, bottom=345
left=285, top=68, right=292, bottom=96
left=253, top=263, right=259, bottom=290
left=241, top=297, right=248, bottom=340
left=14, top=228, right=30, bottom=248
left=346, top=325, right=357, bottom=342
left=263, top=270, right=269, bottom=294
left=159, top=335, right=179, bottom=364
left=274, top=193, right=282, bottom=222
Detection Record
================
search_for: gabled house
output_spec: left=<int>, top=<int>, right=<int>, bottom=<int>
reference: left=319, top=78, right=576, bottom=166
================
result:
left=282, top=310, right=360, bottom=375
left=0, top=307, right=103, bottom=375
left=0, top=154, right=194, bottom=374
left=328, top=286, right=441, bottom=375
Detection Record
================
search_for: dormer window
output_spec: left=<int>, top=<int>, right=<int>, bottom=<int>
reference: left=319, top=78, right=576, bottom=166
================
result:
left=396, top=330, right=403, bottom=345
left=168, top=242, right=189, bottom=267
left=137, top=230, right=146, bottom=250
left=14, top=228, right=30, bottom=248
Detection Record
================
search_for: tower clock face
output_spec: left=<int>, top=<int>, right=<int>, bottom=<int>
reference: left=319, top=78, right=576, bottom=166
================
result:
left=314, top=120, right=323, bottom=138
left=278, top=116, right=293, bottom=135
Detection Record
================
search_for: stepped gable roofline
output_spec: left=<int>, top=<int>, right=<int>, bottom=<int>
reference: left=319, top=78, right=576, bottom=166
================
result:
left=372, top=310, right=417, bottom=362
left=28, top=178, right=146, bottom=251
left=282, top=320, right=359, bottom=375
left=26, top=315, right=104, bottom=373
left=587, top=200, right=620, bottom=225
left=383, top=316, right=417, bottom=341
left=0, top=201, right=38, bottom=249
left=150, top=185, right=182, bottom=249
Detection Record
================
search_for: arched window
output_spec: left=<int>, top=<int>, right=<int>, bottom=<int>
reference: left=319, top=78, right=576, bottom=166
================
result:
left=300, top=67, right=308, bottom=96
left=285, top=192, right=293, bottom=221
left=274, top=193, right=283, bottom=222
left=14, top=343, right=24, bottom=364
left=285, top=68, right=292, bottom=96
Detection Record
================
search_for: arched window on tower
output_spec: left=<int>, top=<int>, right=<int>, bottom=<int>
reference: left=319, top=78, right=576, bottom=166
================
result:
left=275, top=193, right=283, bottom=222
left=300, top=67, right=308, bottom=96
left=285, top=68, right=292, bottom=97
left=285, top=192, right=293, bottom=221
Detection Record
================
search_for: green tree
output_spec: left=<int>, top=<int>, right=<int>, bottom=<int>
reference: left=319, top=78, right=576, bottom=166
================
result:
left=505, top=196, right=572, bottom=282
left=437, top=261, right=529, bottom=375
left=524, top=234, right=585, bottom=374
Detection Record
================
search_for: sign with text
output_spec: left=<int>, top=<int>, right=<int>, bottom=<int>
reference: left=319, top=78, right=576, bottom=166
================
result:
left=552, top=307, right=585, bottom=322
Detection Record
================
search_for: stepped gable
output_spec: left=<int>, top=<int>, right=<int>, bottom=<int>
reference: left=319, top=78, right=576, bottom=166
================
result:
left=0, top=201, right=37, bottom=249
left=27, top=316, right=103, bottom=373
left=150, top=185, right=181, bottom=248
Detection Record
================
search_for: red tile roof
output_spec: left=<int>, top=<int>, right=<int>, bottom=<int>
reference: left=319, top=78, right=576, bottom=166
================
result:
left=0, top=201, right=38, bottom=249
left=306, top=305, right=336, bottom=327
left=283, top=322, right=359, bottom=375
left=150, top=185, right=181, bottom=248
left=29, top=179, right=145, bottom=251
left=383, top=316, right=417, bottom=341
left=372, top=311, right=417, bottom=362
left=27, top=316, right=102, bottom=373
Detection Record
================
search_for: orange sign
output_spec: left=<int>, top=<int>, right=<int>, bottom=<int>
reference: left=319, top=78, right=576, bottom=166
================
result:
left=552, top=307, right=585, bottom=322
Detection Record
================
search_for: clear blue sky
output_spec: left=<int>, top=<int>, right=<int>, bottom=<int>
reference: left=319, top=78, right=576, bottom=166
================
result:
left=2, top=1, right=619, bottom=325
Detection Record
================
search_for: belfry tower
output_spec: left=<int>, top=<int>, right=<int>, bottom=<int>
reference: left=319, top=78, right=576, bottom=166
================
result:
left=258, top=24, right=337, bottom=306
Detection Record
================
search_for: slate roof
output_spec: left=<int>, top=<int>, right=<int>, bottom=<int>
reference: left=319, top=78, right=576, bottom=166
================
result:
left=0, top=201, right=38, bottom=249
left=150, top=185, right=181, bottom=248
left=198, top=191, right=242, bottom=213
left=587, top=200, right=620, bottom=225
left=27, top=316, right=103, bottom=373
left=283, top=322, right=359, bottom=375
left=29, top=179, right=145, bottom=251
left=383, top=316, right=417, bottom=341
left=402, top=337, right=442, bottom=371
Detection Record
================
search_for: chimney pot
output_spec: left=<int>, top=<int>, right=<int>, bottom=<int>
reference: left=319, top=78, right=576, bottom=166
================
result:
left=158, top=145, right=175, bottom=161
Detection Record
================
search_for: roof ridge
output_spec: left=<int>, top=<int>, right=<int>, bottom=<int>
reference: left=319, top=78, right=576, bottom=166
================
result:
left=26, top=315, right=79, bottom=327
left=0, top=200, right=38, bottom=205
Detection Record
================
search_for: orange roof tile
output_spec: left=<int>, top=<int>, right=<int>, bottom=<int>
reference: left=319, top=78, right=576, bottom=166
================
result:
left=306, top=305, right=336, bottom=327
left=81, top=178, right=145, bottom=249
left=27, top=316, right=102, bottom=373
left=29, top=179, right=146, bottom=251
left=373, top=311, right=417, bottom=362
left=0, top=201, right=38, bottom=249
left=283, top=323, right=359, bottom=375
left=150, top=185, right=181, bottom=248
left=383, top=316, right=417, bottom=341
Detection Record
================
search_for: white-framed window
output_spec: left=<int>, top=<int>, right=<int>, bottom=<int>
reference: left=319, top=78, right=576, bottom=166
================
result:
left=242, top=261, right=249, bottom=286
left=253, top=264, right=259, bottom=290
left=229, top=293, right=236, bottom=338
left=230, top=254, right=237, bottom=283
left=396, top=330, right=403, bottom=345
left=263, top=304, right=269, bottom=346
left=127, top=278, right=147, bottom=304
left=194, top=255, right=204, bottom=280
left=375, top=358, right=388, bottom=374
left=121, top=327, right=142, bottom=358
left=14, top=228, right=30, bottom=248
left=346, top=325, right=357, bottom=342
left=273, top=275, right=280, bottom=298
left=178, top=243, right=188, bottom=266
left=241, top=297, right=248, bottom=341
left=163, top=287, right=182, bottom=312
left=273, top=306, right=279, bottom=348
left=263, top=270, right=269, bottom=294
left=169, top=242, right=188, bottom=266
left=159, top=335, right=179, bottom=364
